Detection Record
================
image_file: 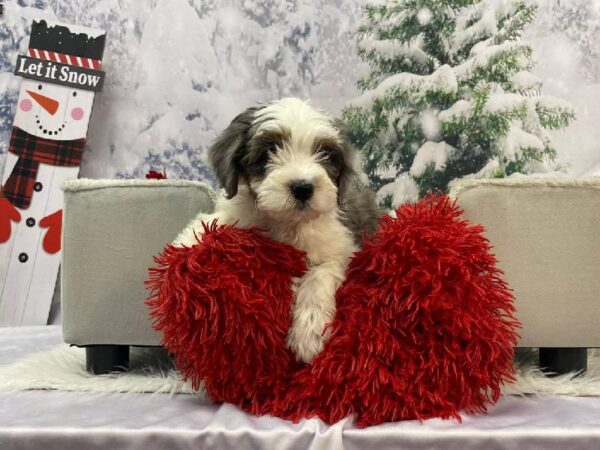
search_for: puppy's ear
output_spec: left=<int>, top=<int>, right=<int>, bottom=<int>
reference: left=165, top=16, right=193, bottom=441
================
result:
left=332, top=119, right=359, bottom=204
left=209, top=107, right=258, bottom=199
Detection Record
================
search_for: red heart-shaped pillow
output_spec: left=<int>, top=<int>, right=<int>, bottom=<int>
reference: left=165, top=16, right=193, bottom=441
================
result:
left=147, top=196, right=519, bottom=426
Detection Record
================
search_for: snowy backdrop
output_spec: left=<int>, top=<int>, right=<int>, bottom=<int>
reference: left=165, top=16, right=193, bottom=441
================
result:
left=1, top=0, right=599, bottom=188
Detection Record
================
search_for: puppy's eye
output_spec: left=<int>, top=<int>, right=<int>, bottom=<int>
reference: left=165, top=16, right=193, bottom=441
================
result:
left=253, top=151, right=269, bottom=166
left=319, top=146, right=340, bottom=162
left=264, top=140, right=278, bottom=153
left=318, top=145, right=344, bottom=182
left=246, top=150, right=270, bottom=177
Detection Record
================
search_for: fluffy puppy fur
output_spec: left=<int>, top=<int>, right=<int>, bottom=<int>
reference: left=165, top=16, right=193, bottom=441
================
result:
left=175, top=98, right=379, bottom=363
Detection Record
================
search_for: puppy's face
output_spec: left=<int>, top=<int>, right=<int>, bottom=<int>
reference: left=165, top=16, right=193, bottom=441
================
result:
left=210, top=98, right=355, bottom=222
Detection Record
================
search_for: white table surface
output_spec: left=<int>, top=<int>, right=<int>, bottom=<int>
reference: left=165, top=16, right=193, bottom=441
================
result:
left=1, top=326, right=600, bottom=450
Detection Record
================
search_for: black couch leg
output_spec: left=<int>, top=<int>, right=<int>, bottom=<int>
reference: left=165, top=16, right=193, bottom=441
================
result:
left=86, top=345, right=130, bottom=374
left=539, top=348, right=587, bottom=377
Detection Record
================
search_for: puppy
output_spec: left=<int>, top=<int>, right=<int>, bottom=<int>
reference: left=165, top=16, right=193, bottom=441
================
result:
left=175, top=98, right=379, bottom=363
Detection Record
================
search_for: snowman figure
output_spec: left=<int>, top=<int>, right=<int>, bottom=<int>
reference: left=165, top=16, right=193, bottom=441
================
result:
left=0, top=20, right=105, bottom=325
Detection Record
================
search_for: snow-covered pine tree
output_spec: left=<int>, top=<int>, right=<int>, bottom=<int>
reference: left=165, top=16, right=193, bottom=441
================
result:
left=343, top=0, right=575, bottom=207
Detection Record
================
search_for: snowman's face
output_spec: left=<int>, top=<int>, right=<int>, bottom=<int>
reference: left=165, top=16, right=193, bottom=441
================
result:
left=15, top=79, right=94, bottom=141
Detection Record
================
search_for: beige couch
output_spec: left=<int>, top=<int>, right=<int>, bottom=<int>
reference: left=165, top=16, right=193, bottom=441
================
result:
left=61, top=179, right=216, bottom=373
left=61, top=177, right=600, bottom=374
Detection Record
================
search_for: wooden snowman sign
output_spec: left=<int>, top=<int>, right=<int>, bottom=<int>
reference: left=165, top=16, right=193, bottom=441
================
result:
left=0, top=20, right=106, bottom=325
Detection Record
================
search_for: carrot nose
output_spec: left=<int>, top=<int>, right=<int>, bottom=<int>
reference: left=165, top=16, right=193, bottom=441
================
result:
left=26, top=90, right=59, bottom=115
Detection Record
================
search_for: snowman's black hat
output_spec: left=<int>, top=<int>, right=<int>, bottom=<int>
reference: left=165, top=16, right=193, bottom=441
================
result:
left=29, top=20, right=105, bottom=61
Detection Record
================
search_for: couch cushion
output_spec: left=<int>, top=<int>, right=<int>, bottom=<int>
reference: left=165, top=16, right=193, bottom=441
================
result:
left=61, top=179, right=216, bottom=346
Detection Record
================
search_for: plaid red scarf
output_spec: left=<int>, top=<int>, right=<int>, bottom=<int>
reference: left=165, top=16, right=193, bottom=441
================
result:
left=2, top=127, right=85, bottom=209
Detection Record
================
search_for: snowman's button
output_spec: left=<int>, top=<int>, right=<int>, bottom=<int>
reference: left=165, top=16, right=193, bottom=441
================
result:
left=26, top=218, right=36, bottom=227
left=18, top=253, right=28, bottom=263
left=34, top=182, right=43, bottom=192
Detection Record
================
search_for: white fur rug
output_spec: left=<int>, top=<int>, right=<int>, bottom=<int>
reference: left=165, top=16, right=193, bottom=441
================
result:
left=504, top=348, right=600, bottom=396
left=0, top=345, right=198, bottom=395
left=0, top=346, right=599, bottom=397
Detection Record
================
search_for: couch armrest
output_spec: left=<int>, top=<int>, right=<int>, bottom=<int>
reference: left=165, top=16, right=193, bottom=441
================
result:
left=450, top=177, right=600, bottom=348
left=61, top=179, right=216, bottom=346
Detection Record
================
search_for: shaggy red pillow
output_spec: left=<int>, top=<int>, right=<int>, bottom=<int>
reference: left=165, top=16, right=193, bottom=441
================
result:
left=147, top=195, right=519, bottom=426
left=147, top=222, right=306, bottom=413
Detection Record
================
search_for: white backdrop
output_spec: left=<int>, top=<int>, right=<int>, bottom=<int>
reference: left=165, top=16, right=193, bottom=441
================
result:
left=0, top=0, right=599, bottom=185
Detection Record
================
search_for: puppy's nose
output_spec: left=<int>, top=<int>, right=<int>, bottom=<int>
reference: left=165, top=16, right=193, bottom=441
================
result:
left=290, top=180, right=314, bottom=202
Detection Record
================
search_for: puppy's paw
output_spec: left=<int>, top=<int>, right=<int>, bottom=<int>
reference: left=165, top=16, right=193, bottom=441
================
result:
left=286, top=261, right=347, bottom=363
left=286, top=310, right=331, bottom=364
